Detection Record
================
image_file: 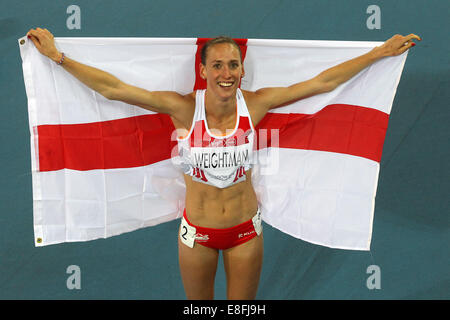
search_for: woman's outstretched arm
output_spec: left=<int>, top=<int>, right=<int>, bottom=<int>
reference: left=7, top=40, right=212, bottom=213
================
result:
left=26, top=28, right=193, bottom=119
left=244, top=33, right=421, bottom=125
left=313, top=33, right=421, bottom=91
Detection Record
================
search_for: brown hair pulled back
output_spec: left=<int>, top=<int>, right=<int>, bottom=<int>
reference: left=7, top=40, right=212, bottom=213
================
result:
left=200, top=36, right=243, bottom=65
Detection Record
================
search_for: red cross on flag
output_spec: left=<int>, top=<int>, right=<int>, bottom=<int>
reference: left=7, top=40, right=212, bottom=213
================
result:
left=19, top=36, right=408, bottom=249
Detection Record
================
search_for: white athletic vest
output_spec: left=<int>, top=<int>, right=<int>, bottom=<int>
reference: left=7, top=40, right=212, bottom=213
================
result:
left=176, top=89, right=255, bottom=188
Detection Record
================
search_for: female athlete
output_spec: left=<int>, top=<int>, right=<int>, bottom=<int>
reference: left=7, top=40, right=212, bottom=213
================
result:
left=26, top=28, right=420, bottom=299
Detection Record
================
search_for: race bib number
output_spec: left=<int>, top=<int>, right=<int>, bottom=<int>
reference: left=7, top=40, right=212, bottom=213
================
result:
left=252, top=208, right=262, bottom=236
left=180, top=217, right=196, bottom=248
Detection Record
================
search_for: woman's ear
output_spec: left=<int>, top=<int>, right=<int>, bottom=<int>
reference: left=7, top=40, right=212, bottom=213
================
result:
left=199, top=63, right=206, bottom=80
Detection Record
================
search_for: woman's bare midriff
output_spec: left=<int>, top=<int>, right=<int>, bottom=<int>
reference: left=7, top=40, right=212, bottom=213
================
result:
left=183, top=169, right=258, bottom=229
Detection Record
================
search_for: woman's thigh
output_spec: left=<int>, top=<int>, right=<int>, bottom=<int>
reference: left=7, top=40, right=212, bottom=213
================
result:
left=222, top=233, right=264, bottom=300
left=178, top=235, right=220, bottom=300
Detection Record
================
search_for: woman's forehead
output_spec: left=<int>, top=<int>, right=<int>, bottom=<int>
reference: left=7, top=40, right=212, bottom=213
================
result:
left=206, top=43, right=241, bottom=62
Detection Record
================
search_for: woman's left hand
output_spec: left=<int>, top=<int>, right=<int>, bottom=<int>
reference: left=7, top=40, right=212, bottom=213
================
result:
left=377, top=33, right=422, bottom=57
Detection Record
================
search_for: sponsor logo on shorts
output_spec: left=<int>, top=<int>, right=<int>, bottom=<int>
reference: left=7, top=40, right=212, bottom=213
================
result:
left=238, top=230, right=255, bottom=238
left=195, top=233, right=209, bottom=241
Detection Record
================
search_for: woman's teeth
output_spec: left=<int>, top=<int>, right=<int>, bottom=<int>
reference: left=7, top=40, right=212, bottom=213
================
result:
left=218, top=82, right=233, bottom=87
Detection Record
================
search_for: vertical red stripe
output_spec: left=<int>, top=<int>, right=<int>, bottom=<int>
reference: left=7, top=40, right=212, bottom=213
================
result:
left=194, top=38, right=248, bottom=90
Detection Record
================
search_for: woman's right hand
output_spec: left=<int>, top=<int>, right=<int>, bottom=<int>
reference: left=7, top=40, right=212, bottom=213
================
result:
left=27, top=28, right=62, bottom=62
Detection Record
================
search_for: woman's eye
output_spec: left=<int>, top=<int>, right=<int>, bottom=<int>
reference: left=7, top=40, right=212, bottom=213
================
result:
left=213, top=64, right=221, bottom=69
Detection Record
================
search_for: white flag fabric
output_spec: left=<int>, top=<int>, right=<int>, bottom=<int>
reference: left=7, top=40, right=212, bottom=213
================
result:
left=18, top=37, right=407, bottom=250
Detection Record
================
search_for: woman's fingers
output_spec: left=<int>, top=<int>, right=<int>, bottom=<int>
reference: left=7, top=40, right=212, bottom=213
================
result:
left=404, top=33, right=421, bottom=42
left=27, top=27, right=49, bottom=38
left=399, top=34, right=421, bottom=53
left=397, top=41, right=416, bottom=55
left=381, top=33, right=421, bottom=56
left=26, top=28, right=58, bottom=58
left=27, top=29, right=42, bottom=47
left=402, top=34, right=421, bottom=46
left=27, top=28, right=36, bottom=38
left=402, top=34, right=421, bottom=48
left=28, top=34, right=41, bottom=50
left=27, top=30, right=39, bottom=42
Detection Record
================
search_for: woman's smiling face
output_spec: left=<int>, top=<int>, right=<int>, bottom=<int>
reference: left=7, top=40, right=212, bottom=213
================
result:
left=200, top=43, right=244, bottom=101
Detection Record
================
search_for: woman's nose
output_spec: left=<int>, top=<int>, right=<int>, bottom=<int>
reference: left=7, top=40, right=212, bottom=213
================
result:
left=221, top=66, right=231, bottom=78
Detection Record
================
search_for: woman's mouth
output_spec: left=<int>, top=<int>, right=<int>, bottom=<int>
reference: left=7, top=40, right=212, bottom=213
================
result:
left=218, top=81, right=234, bottom=87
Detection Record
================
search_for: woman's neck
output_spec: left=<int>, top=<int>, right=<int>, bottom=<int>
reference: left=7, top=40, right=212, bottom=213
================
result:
left=204, top=89, right=237, bottom=121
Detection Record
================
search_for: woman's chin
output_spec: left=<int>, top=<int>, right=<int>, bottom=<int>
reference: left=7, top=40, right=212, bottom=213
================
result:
left=217, top=85, right=236, bottom=97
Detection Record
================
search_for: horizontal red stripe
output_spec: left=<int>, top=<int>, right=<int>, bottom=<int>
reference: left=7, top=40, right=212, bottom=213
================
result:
left=37, top=114, right=177, bottom=172
left=256, top=104, right=389, bottom=162
left=37, top=104, right=389, bottom=172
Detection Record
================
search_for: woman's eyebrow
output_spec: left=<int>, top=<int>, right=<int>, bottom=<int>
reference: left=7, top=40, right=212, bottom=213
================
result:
left=211, top=59, right=240, bottom=63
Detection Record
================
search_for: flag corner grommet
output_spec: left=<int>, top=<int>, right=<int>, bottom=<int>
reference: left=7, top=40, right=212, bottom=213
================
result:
left=20, top=39, right=25, bottom=45
left=36, top=237, right=42, bottom=244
